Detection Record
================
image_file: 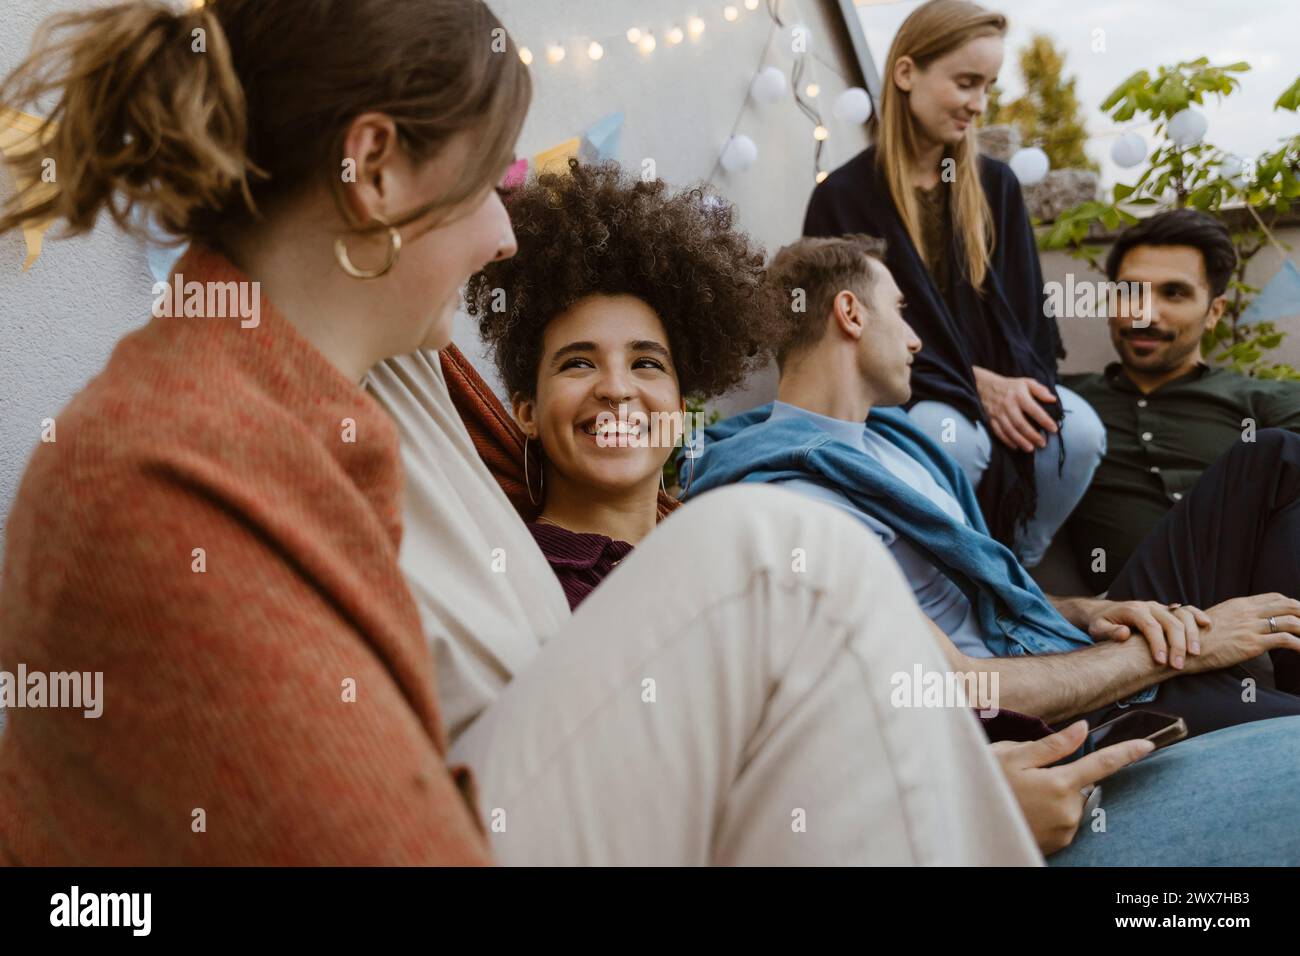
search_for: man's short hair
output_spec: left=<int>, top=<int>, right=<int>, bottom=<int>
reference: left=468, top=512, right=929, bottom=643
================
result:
left=1105, top=208, right=1237, bottom=299
left=767, top=234, right=888, bottom=369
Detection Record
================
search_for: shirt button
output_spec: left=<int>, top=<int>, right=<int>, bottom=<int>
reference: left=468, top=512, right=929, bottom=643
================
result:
left=1149, top=466, right=1161, bottom=474
left=1137, top=399, right=1148, bottom=408
left=1141, top=431, right=1153, bottom=442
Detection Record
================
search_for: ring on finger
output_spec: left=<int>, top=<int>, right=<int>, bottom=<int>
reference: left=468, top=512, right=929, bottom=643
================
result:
left=1268, top=616, right=1279, bottom=634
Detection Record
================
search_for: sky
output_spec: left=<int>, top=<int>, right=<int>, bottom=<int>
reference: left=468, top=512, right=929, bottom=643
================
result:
left=855, top=0, right=1300, bottom=187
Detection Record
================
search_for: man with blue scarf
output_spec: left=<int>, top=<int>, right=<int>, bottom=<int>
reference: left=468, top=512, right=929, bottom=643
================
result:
left=686, top=234, right=1300, bottom=740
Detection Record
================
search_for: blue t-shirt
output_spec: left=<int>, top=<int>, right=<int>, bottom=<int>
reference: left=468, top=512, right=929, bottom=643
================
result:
left=768, top=401, right=991, bottom=658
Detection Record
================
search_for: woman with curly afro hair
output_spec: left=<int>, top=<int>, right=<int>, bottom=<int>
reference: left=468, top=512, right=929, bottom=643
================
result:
left=464, top=159, right=782, bottom=609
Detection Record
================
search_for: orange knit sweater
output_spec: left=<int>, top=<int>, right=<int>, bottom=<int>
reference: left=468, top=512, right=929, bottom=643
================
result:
left=0, top=246, right=490, bottom=865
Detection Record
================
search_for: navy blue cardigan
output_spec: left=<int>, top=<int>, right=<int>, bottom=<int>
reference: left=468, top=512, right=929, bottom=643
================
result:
left=803, top=146, right=1066, bottom=544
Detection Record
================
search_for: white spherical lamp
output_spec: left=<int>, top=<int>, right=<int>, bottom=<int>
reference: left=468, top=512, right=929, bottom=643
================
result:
left=1010, top=146, right=1050, bottom=185
left=1167, top=107, right=1208, bottom=148
left=720, top=134, right=758, bottom=173
left=1110, top=132, right=1147, bottom=168
left=833, top=87, right=873, bottom=125
left=750, top=66, right=787, bottom=106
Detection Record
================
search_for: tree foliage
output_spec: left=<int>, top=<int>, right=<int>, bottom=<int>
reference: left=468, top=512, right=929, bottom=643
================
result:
left=985, top=34, right=1098, bottom=172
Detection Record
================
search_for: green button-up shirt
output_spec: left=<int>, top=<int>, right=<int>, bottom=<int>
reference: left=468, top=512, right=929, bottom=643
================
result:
left=1062, top=363, right=1300, bottom=594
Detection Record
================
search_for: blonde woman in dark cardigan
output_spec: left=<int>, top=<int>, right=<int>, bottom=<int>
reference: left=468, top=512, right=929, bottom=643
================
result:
left=0, top=0, right=1037, bottom=865
left=804, top=0, right=1107, bottom=566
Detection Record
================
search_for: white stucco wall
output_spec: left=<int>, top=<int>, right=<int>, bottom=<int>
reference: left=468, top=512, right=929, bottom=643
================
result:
left=1, top=1, right=168, bottom=567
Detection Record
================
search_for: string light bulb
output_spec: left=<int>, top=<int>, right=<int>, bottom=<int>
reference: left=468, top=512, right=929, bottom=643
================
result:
left=588, top=41, right=604, bottom=60
left=813, top=125, right=829, bottom=141
left=688, top=17, right=706, bottom=39
left=627, top=28, right=642, bottom=44
left=724, top=5, right=739, bottom=21
left=518, top=46, right=533, bottom=66
left=639, top=33, right=657, bottom=54
left=667, top=26, right=685, bottom=45
left=816, top=170, right=829, bottom=183
left=546, top=44, right=566, bottom=64
left=805, top=83, right=820, bottom=98
left=744, top=0, right=760, bottom=9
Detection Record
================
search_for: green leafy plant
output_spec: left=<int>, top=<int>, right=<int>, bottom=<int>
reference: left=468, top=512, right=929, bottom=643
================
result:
left=1041, top=59, right=1300, bottom=380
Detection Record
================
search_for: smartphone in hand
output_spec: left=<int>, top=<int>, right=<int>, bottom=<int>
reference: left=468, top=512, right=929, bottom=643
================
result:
left=1086, top=710, right=1188, bottom=752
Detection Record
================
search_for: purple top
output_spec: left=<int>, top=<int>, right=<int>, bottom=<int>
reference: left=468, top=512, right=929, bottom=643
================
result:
left=527, top=521, right=633, bottom=611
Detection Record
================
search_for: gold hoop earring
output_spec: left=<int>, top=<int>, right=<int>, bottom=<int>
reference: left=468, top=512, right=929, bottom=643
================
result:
left=334, top=217, right=402, bottom=280
left=524, top=435, right=544, bottom=506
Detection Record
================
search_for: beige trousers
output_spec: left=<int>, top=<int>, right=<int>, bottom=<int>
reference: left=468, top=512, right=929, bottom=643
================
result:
left=450, top=484, right=1042, bottom=865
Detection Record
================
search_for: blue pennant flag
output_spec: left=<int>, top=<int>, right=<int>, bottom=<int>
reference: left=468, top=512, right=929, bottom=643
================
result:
left=1240, top=259, right=1300, bottom=325
left=579, top=111, right=624, bottom=165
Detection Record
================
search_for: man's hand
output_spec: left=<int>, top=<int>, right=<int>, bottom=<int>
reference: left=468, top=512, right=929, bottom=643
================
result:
left=972, top=366, right=1058, bottom=453
left=1088, top=600, right=1210, bottom=670
left=1050, top=595, right=1209, bottom=670
left=1184, top=593, right=1300, bottom=675
left=993, top=720, right=1153, bottom=856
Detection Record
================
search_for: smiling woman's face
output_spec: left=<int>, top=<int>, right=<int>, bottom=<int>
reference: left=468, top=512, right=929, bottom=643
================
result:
left=515, top=294, right=684, bottom=500
left=896, top=34, right=1003, bottom=147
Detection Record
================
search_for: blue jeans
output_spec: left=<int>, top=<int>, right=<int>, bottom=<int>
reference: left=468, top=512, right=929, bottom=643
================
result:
left=907, top=385, right=1106, bottom=568
left=1050, top=716, right=1300, bottom=865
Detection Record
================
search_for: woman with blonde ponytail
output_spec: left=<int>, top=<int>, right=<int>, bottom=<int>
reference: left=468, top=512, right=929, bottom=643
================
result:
left=804, top=0, right=1105, bottom=566
left=0, top=0, right=1045, bottom=866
